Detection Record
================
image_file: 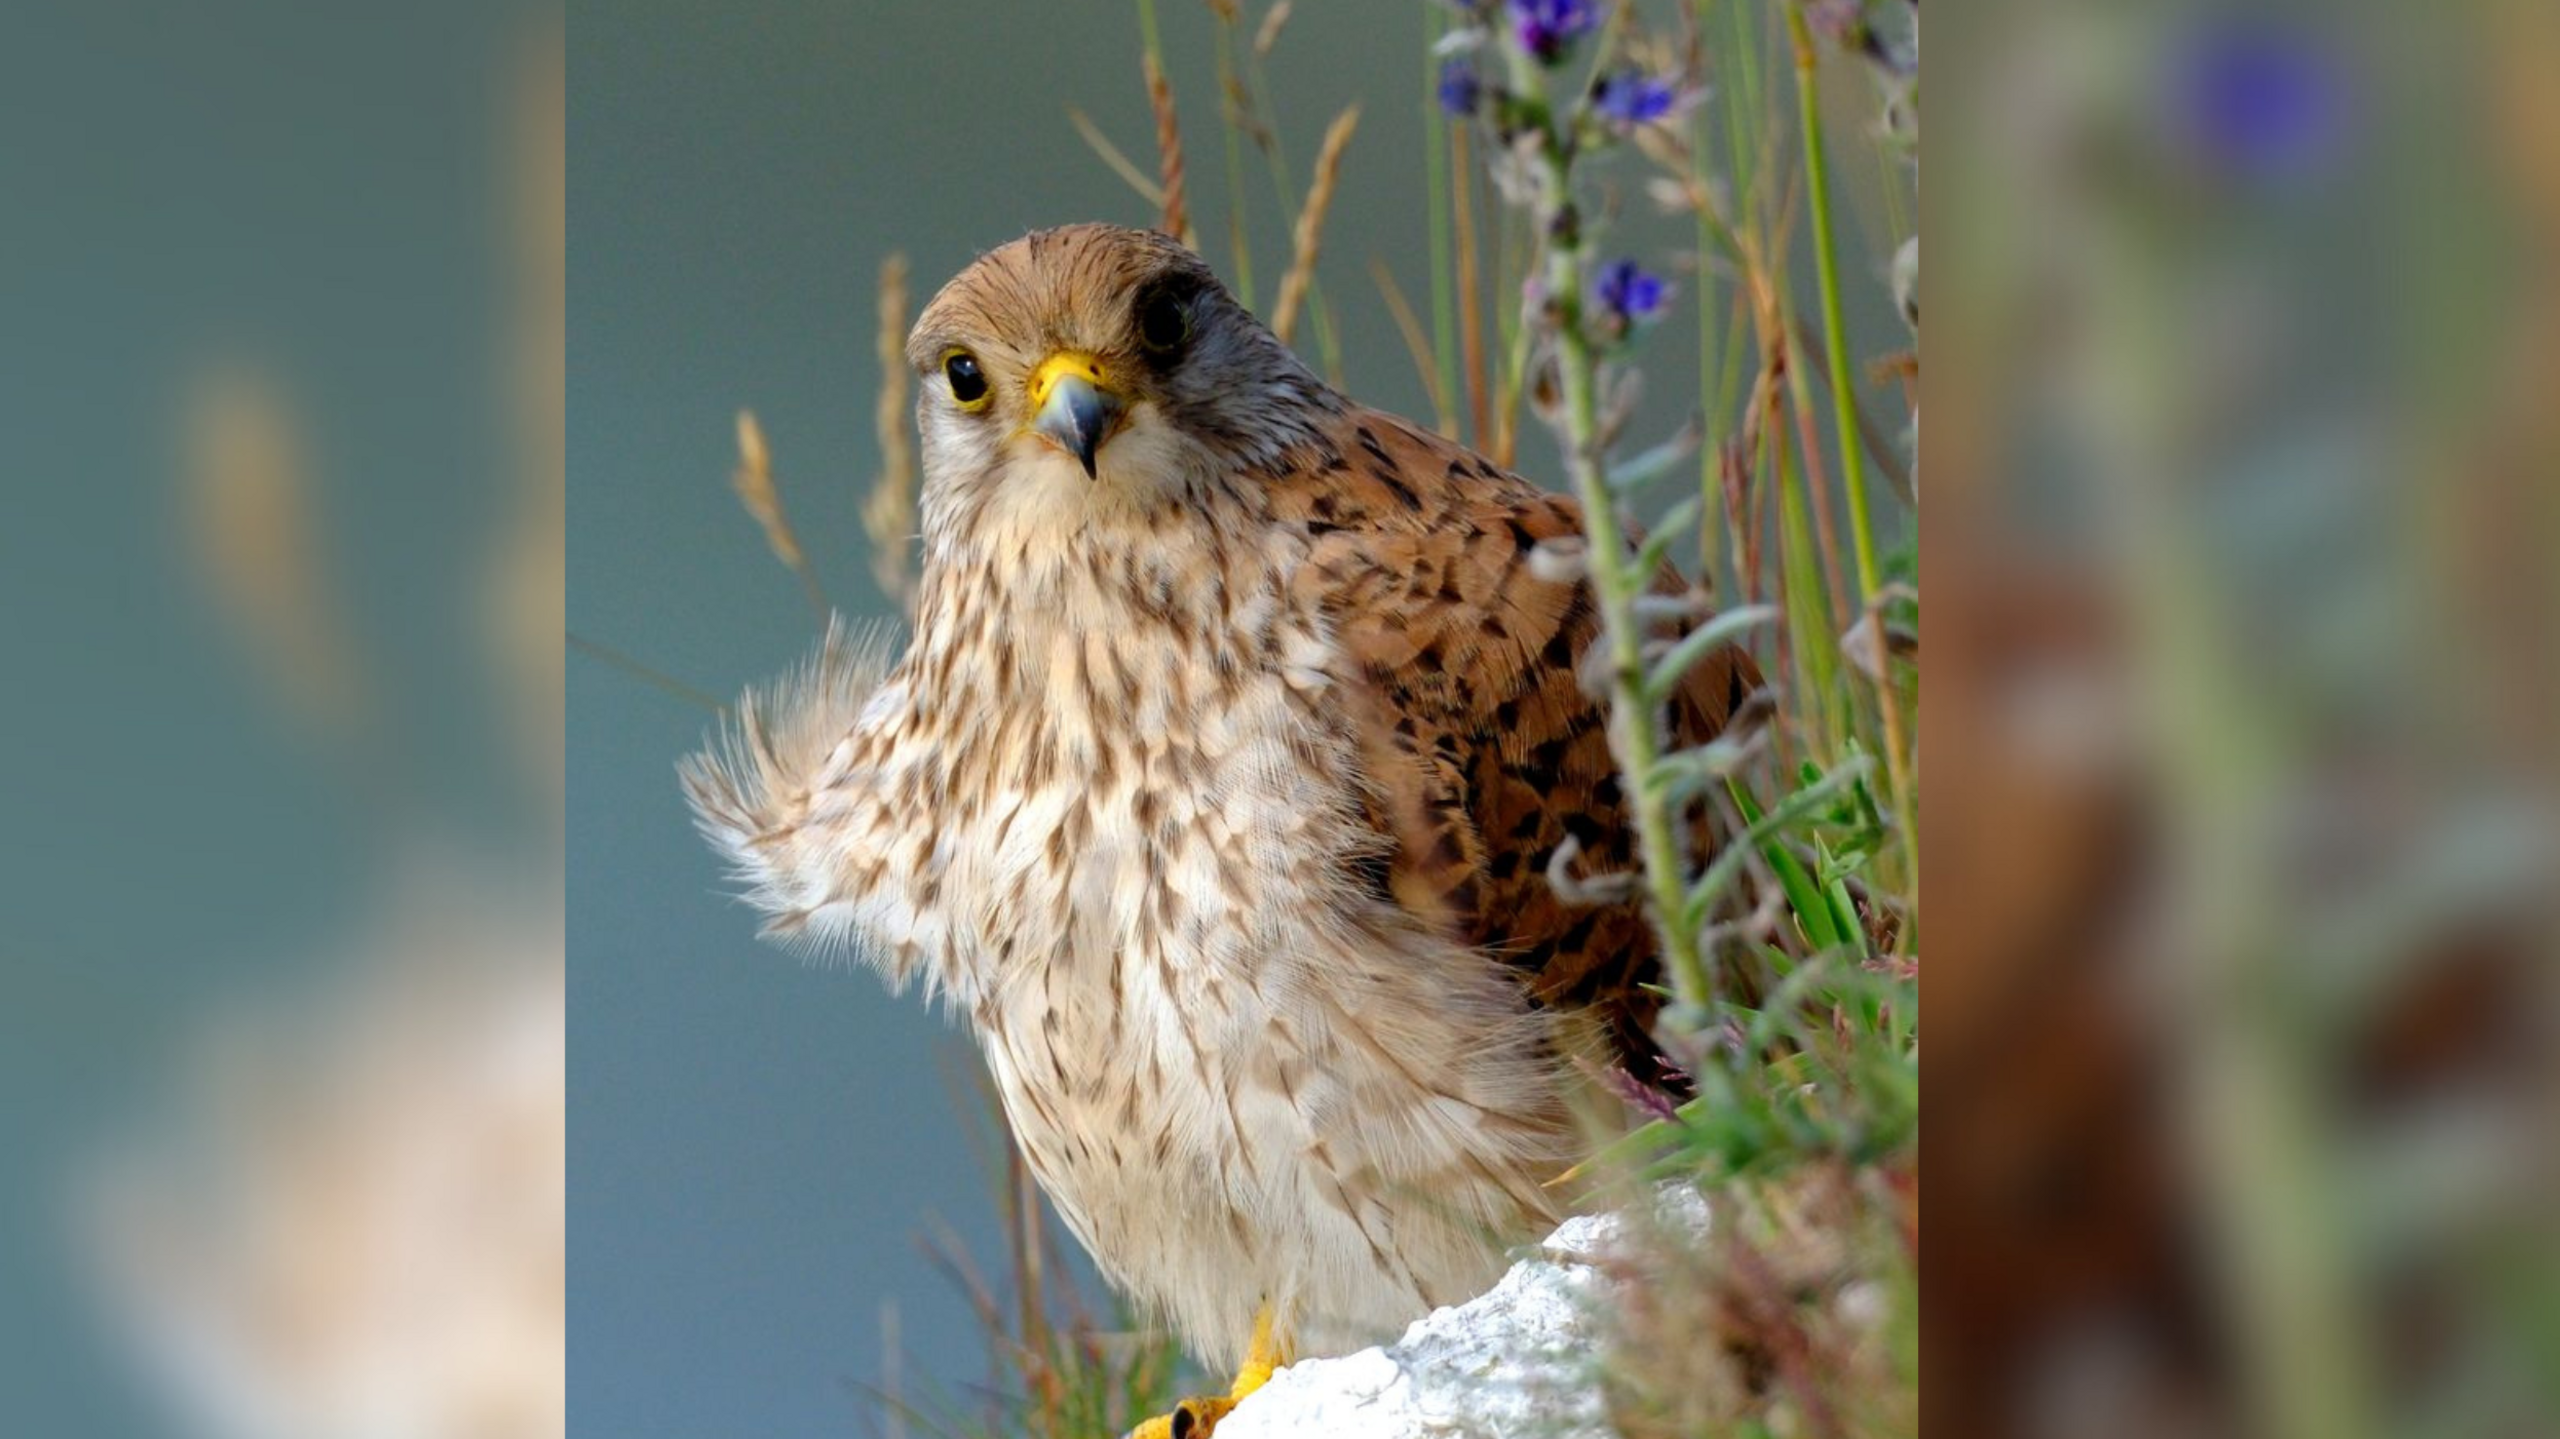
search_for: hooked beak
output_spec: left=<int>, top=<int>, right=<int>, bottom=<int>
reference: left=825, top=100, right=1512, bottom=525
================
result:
left=1028, top=352, right=1127, bottom=480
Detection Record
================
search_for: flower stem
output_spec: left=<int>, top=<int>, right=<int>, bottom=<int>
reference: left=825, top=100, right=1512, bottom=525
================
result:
left=1504, top=46, right=1716, bottom=1017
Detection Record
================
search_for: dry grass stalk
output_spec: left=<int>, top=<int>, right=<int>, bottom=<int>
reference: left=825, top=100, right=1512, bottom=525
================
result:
left=1251, top=0, right=1293, bottom=58
left=1269, top=103, right=1358, bottom=346
left=1067, top=107, right=1168, bottom=209
left=1780, top=336, right=1854, bottom=631
left=1733, top=370, right=1776, bottom=606
left=1142, top=54, right=1194, bottom=248
left=1369, top=257, right=1454, bottom=436
left=1492, top=209, right=1529, bottom=469
left=1791, top=314, right=1914, bottom=503
left=501, top=20, right=566, bottom=791
left=566, top=633, right=721, bottom=711
left=187, top=368, right=364, bottom=737
left=1452, top=124, right=1489, bottom=451
left=1602, top=1168, right=1914, bottom=1439
left=730, top=409, right=827, bottom=618
left=860, top=253, right=919, bottom=616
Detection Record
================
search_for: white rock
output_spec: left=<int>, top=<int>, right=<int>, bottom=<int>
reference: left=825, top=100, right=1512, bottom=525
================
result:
left=1218, top=1189, right=1710, bottom=1439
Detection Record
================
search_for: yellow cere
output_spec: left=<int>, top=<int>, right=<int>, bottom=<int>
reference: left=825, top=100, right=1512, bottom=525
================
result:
left=1028, top=351, right=1109, bottom=410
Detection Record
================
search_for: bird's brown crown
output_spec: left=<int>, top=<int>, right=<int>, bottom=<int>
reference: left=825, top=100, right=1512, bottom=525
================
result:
left=906, top=224, right=1335, bottom=489
left=906, top=224, right=1214, bottom=379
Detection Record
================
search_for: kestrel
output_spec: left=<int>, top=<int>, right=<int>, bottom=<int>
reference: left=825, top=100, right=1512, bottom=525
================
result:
left=685, top=224, right=1756, bottom=1436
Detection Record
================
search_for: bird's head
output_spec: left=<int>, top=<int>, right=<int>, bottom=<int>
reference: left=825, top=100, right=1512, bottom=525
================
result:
left=905, top=225, right=1330, bottom=515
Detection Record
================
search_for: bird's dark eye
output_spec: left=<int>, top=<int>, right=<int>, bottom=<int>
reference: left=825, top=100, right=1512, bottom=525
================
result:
left=943, top=350, right=990, bottom=408
left=1137, top=290, right=1192, bottom=355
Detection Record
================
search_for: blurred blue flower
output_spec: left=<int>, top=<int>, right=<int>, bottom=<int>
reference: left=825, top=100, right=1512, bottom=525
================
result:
left=2174, top=24, right=2347, bottom=182
left=1593, top=258, right=1666, bottom=325
left=1511, top=0, right=1596, bottom=65
left=1437, top=57, right=1482, bottom=117
left=1594, top=69, right=1679, bottom=127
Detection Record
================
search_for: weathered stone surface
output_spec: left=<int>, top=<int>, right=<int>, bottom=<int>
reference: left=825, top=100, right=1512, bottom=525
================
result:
left=1219, top=1190, right=1711, bottom=1439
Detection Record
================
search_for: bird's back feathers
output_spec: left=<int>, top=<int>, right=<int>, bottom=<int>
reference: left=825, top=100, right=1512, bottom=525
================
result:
left=1264, top=406, right=1761, bottom=1084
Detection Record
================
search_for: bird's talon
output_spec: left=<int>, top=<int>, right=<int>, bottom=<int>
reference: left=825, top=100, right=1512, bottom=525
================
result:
left=1174, top=1395, right=1236, bottom=1438
left=1126, top=1395, right=1236, bottom=1439
left=1127, top=1304, right=1279, bottom=1439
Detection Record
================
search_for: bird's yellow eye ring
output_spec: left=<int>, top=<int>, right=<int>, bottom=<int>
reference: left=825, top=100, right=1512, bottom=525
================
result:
left=943, top=349, right=991, bottom=410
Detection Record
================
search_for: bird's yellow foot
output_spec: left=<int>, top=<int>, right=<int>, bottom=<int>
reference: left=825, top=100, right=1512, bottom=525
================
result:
left=1126, top=1305, right=1284, bottom=1439
left=1123, top=1393, right=1236, bottom=1439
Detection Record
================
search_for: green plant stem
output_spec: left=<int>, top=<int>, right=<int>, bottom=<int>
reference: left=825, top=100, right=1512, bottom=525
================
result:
left=1788, top=2, right=1916, bottom=894
left=1779, top=302, right=1854, bottom=638
left=1134, top=0, right=1162, bottom=76
left=1876, top=128, right=1912, bottom=249
left=1770, top=396, right=1840, bottom=753
left=1787, top=2, right=1879, bottom=602
left=2100, top=181, right=2371, bottom=1439
left=1694, top=58, right=1728, bottom=595
left=1504, top=49, right=1715, bottom=1017
left=1725, top=0, right=1767, bottom=220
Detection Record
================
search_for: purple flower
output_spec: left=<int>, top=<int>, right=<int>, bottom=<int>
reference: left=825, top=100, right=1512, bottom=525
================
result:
left=1594, top=69, right=1679, bottom=127
left=2173, top=24, right=2347, bottom=182
left=1510, top=0, right=1596, bottom=65
left=1437, top=56, right=1482, bottom=117
left=1593, top=258, right=1666, bottom=325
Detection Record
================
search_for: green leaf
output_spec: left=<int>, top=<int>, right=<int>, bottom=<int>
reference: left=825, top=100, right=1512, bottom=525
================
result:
left=1631, top=497, right=1701, bottom=575
left=1606, top=415, right=1706, bottom=493
left=1643, top=602, right=1777, bottom=705
left=1698, top=762, right=1873, bottom=943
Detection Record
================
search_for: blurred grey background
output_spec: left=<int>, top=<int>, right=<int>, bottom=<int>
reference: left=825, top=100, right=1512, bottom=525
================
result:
left=570, top=2, right=1904, bottom=1434
left=0, top=3, right=554, bottom=1435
